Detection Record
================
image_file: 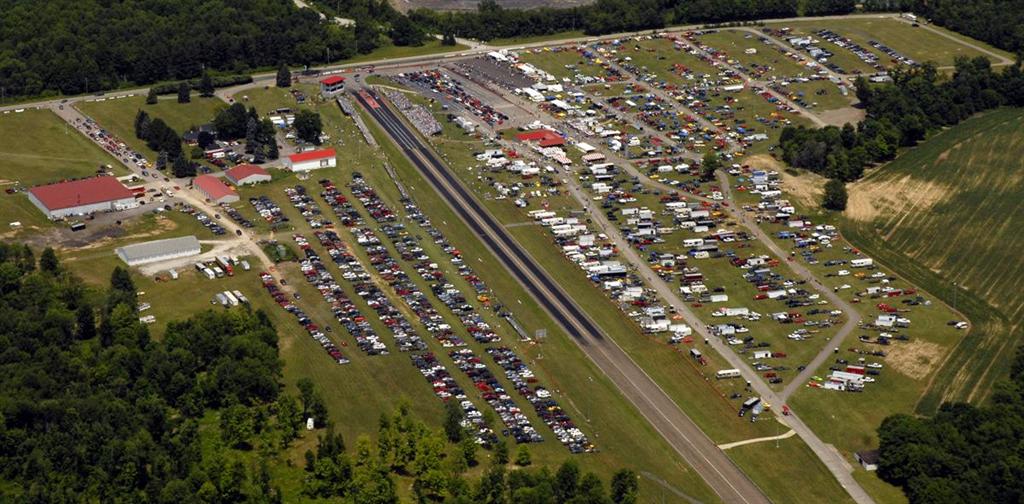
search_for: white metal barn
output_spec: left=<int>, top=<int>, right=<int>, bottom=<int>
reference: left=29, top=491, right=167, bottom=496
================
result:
left=116, top=236, right=201, bottom=266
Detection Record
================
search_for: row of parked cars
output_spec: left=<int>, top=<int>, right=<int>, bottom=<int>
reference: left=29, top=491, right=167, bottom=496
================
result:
left=294, top=232, right=394, bottom=355
left=449, top=348, right=544, bottom=445
left=411, top=352, right=498, bottom=446
left=260, top=271, right=349, bottom=364
left=487, top=347, right=594, bottom=453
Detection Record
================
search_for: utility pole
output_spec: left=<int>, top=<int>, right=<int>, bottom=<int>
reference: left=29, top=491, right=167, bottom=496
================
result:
left=952, top=282, right=957, bottom=310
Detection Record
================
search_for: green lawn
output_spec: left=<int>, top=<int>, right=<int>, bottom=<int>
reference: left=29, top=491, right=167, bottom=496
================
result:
left=777, top=79, right=854, bottom=112
left=490, top=31, right=588, bottom=47
left=842, top=108, right=1024, bottom=407
left=766, top=17, right=1009, bottom=69
left=77, top=94, right=226, bottom=159
left=0, top=108, right=125, bottom=186
left=728, top=436, right=856, bottom=504
left=0, top=193, right=54, bottom=235
left=342, top=39, right=468, bottom=65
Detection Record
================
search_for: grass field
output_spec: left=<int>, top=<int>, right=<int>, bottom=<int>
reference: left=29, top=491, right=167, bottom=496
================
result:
left=843, top=107, right=1024, bottom=407
left=519, top=47, right=613, bottom=81
left=0, top=193, right=54, bottom=236
left=77, top=95, right=226, bottom=159
left=491, top=30, right=588, bottom=47
left=699, top=30, right=813, bottom=77
left=765, top=17, right=1010, bottom=69
left=776, top=79, right=853, bottom=111
left=0, top=108, right=125, bottom=186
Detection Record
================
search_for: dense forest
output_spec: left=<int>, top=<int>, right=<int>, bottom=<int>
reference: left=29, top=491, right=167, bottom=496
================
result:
left=0, top=243, right=636, bottom=502
left=0, top=0, right=378, bottom=99
left=779, top=57, right=1024, bottom=181
left=0, top=243, right=285, bottom=501
left=877, top=346, right=1024, bottom=503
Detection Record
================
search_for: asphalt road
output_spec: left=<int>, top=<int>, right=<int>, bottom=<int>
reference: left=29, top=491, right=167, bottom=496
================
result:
left=354, top=86, right=772, bottom=504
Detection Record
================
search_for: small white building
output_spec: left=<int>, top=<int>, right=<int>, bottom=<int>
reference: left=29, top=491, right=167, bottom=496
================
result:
left=286, top=148, right=337, bottom=172
left=319, top=75, right=346, bottom=96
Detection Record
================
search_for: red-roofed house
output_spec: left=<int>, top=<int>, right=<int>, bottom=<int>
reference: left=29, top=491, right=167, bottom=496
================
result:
left=225, top=164, right=271, bottom=186
left=194, top=175, right=239, bottom=204
left=320, top=75, right=346, bottom=96
left=285, top=148, right=337, bottom=172
left=28, top=176, right=137, bottom=219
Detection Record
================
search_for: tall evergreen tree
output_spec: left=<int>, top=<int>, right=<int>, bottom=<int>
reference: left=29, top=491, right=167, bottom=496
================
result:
left=199, top=72, right=214, bottom=97
left=39, top=247, right=59, bottom=273
left=822, top=179, right=848, bottom=211
left=76, top=303, right=96, bottom=340
left=172, top=153, right=195, bottom=178
left=276, top=63, right=291, bottom=88
left=177, top=81, right=190, bottom=103
left=134, top=109, right=151, bottom=140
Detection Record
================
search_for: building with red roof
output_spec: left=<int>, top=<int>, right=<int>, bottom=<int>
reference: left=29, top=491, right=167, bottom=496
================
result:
left=320, top=75, right=346, bottom=96
left=285, top=148, right=337, bottom=172
left=516, top=129, right=565, bottom=147
left=194, top=175, right=239, bottom=204
left=28, top=176, right=137, bottom=219
left=225, top=164, right=271, bottom=186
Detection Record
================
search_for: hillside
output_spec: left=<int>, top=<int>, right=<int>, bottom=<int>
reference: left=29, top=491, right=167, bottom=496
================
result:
left=843, top=107, right=1024, bottom=409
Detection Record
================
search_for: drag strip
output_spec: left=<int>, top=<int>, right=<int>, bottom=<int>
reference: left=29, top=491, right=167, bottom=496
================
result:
left=354, top=87, right=771, bottom=504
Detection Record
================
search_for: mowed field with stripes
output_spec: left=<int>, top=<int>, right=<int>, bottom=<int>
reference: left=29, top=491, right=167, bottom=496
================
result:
left=843, top=107, right=1024, bottom=410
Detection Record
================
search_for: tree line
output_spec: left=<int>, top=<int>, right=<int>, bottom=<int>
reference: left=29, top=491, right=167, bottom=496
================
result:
left=877, top=346, right=1024, bottom=503
left=779, top=57, right=1024, bottom=184
left=302, top=402, right=640, bottom=504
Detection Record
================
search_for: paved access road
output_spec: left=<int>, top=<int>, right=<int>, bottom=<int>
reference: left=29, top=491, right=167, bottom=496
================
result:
left=354, top=86, right=772, bottom=504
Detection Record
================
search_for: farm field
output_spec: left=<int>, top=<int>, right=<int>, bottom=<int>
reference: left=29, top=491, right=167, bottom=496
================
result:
left=765, top=16, right=1012, bottom=69
left=0, top=108, right=125, bottom=186
left=843, top=107, right=1024, bottom=407
left=77, top=94, right=226, bottom=158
